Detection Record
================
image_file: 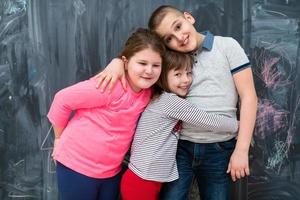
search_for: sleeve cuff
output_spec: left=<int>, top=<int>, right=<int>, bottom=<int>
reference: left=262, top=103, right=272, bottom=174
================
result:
left=231, top=62, right=251, bottom=74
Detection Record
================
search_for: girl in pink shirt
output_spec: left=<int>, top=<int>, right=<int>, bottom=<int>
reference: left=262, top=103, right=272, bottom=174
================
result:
left=47, top=28, right=165, bottom=200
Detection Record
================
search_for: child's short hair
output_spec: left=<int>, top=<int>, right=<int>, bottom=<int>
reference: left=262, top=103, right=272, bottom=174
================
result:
left=148, top=5, right=183, bottom=31
left=119, top=28, right=165, bottom=60
left=153, top=50, right=194, bottom=98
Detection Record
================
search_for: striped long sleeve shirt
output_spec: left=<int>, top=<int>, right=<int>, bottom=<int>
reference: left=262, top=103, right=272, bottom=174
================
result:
left=128, top=92, right=238, bottom=182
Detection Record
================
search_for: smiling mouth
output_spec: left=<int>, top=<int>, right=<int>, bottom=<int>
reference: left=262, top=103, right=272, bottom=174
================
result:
left=142, top=77, right=153, bottom=80
left=179, top=86, right=189, bottom=90
left=182, top=36, right=189, bottom=46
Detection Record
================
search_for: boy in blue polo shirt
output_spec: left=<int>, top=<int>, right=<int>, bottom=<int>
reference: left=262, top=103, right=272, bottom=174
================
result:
left=96, top=5, right=257, bottom=200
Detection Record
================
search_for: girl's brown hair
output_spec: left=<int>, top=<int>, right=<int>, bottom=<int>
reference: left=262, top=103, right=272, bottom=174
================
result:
left=119, top=28, right=165, bottom=60
left=152, top=49, right=194, bottom=98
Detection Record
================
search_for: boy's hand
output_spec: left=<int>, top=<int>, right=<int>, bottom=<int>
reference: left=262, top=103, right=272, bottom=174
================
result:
left=226, top=149, right=250, bottom=182
left=94, top=58, right=126, bottom=93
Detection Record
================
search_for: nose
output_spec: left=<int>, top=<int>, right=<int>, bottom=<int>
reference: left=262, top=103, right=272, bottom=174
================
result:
left=174, top=32, right=183, bottom=43
left=182, top=74, right=191, bottom=83
left=145, top=65, right=153, bottom=74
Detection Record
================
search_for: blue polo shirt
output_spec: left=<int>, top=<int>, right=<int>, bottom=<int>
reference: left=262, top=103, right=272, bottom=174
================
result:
left=181, top=31, right=251, bottom=143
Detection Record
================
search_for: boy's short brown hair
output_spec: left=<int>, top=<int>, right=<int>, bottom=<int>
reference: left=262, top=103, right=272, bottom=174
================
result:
left=148, top=5, right=183, bottom=31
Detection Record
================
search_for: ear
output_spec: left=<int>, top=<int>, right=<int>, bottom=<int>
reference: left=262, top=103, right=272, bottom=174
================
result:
left=122, top=56, right=129, bottom=70
left=183, top=12, right=195, bottom=25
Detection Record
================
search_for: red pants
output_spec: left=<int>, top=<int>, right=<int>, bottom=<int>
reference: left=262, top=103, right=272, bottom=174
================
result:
left=121, top=169, right=162, bottom=200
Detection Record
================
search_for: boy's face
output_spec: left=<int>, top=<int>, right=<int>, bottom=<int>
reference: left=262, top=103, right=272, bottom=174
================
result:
left=155, top=12, right=201, bottom=53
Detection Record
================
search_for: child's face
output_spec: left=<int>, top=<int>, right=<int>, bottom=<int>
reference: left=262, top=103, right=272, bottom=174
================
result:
left=155, top=12, right=201, bottom=53
left=124, top=48, right=162, bottom=92
left=167, top=65, right=193, bottom=97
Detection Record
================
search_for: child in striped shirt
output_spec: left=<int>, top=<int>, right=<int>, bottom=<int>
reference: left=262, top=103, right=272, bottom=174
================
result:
left=120, top=50, right=239, bottom=200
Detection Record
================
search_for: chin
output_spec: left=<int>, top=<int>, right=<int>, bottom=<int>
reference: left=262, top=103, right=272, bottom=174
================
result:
left=188, top=46, right=198, bottom=52
left=176, top=92, right=186, bottom=97
left=141, top=84, right=154, bottom=89
left=181, top=92, right=189, bottom=97
left=186, top=41, right=198, bottom=51
left=178, top=94, right=186, bottom=98
left=181, top=46, right=196, bottom=53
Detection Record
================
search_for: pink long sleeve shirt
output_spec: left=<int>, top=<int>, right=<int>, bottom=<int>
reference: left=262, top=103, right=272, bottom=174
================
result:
left=47, top=78, right=151, bottom=178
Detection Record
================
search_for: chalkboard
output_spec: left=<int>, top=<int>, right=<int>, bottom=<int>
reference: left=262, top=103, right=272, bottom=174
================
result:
left=0, top=0, right=299, bottom=200
left=248, top=1, right=300, bottom=199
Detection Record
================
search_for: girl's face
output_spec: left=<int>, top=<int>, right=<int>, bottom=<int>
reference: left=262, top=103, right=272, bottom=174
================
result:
left=167, top=65, right=193, bottom=97
left=124, top=48, right=162, bottom=92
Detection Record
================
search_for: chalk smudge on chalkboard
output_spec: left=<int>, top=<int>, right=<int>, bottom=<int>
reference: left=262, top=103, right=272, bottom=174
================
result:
left=255, top=99, right=289, bottom=139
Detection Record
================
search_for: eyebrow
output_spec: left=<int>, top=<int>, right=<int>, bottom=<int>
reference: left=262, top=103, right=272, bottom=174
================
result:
left=137, top=59, right=162, bottom=64
left=171, top=19, right=179, bottom=29
left=152, top=61, right=162, bottom=65
left=162, top=19, right=179, bottom=41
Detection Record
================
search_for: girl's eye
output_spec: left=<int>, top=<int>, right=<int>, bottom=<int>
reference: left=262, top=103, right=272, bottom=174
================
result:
left=139, top=62, right=147, bottom=65
left=175, top=73, right=181, bottom=77
left=187, top=71, right=193, bottom=76
left=153, top=64, right=161, bottom=68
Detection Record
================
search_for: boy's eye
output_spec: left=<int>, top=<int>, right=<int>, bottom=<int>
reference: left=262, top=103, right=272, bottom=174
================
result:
left=165, top=37, right=172, bottom=44
left=138, top=62, right=147, bottom=65
left=175, top=23, right=181, bottom=31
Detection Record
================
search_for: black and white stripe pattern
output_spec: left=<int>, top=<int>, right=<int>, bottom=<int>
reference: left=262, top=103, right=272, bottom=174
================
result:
left=128, top=92, right=238, bottom=182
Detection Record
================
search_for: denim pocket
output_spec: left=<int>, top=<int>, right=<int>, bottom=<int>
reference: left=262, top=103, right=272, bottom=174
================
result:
left=214, top=138, right=236, bottom=153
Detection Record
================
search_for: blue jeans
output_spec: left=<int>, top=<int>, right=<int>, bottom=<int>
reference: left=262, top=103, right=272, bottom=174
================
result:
left=56, top=162, right=121, bottom=200
left=160, top=138, right=236, bottom=200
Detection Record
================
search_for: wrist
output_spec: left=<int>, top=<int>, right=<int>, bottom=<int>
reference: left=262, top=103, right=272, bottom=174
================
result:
left=234, top=146, right=249, bottom=153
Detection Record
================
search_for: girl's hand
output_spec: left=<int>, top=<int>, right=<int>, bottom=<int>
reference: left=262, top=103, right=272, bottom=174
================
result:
left=226, top=149, right=250, bottom=182
left=94, top=58, right=126, bottom=93
left=51, top=138, right=60, bottom=158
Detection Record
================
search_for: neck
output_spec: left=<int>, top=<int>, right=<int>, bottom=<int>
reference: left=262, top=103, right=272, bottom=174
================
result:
left=126, top=74, right=142, bottom=93
left=196, top=32, right=205, bottom=49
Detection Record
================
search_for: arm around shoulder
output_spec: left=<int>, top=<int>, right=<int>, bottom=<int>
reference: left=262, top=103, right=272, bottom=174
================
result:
left=94, top=58, right=126, bottom=92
